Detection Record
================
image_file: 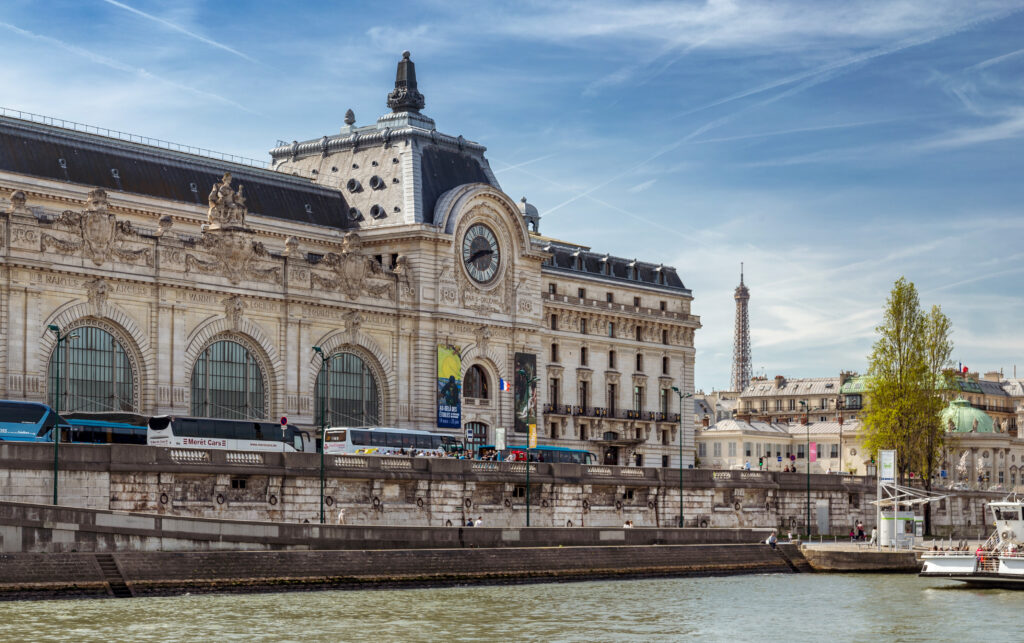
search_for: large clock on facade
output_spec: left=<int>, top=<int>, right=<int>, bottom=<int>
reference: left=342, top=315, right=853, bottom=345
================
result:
left=462, top=223, right=500, bottom=284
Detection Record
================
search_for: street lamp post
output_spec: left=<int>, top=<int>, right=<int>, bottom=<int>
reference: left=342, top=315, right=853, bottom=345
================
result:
left=671, top=386, right=693, bottom=528
left=312, top=346, right=330, bottom=525
left=800, top=400, right=811, bottom=539
left=518, top=368, right=539, bottom=527
left=47, top=324, right=75, bottom=506
left=836, top=398, right=845, bottom=473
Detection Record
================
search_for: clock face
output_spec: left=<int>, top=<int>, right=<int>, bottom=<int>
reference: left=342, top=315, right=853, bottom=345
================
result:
left=462, top=223, right=500, bottom=284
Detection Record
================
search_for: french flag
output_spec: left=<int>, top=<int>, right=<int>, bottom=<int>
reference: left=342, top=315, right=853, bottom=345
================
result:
left=499, top=379, right=511, bottom=392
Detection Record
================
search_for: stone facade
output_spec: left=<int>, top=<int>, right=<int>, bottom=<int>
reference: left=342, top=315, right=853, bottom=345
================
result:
left=0, top=53, right=699, bottom=466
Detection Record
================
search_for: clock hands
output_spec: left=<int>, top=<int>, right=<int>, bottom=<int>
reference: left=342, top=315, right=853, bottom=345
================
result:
left=468, top=248, right=494, bottom=265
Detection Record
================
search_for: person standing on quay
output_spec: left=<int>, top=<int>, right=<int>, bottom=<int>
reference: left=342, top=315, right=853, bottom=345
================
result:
left=474, top=516, right=482, bottom=527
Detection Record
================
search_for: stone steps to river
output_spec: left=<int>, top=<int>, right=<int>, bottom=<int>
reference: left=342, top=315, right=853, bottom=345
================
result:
left=94, top=553, right=134, bottom=599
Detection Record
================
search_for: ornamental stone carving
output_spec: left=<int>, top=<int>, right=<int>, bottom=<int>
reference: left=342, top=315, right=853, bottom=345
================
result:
left=474, top=326, right=492, bottom=356
left=394, top=254, right=416, bottom=300
left=224, top=295, right=245, bottom=330
left=185, top=228, right=280, bottom=285
left=85, top=277, right=109, bottom=316
left=342, top=309, right=363, bottom=344
left=311, top=232, right=393, bottom=300
left=41, top=189, right=151, bottom=266
left=207, top=172, right=248, bottom=231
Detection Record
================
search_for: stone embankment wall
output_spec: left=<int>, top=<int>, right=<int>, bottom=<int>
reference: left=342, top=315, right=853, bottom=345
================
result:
left=0, top=544, right=794, bottom=601
left=0, top=443, right=999, bottom=535
left=0, top=500, right=770, bottom=554
left=800, top=546, right=919, bottom=573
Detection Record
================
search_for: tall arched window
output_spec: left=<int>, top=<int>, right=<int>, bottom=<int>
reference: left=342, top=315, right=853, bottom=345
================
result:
left=464, top=365, right=489, bottom=400
left=47, top=325, right=134, bottom=412
left=191, top=340, right=266, bottom=419
left=315, top=352, right=380, bottom=427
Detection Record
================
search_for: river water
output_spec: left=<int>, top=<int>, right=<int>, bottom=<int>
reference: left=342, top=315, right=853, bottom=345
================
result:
left=2, top=574, right=1022, bottom=642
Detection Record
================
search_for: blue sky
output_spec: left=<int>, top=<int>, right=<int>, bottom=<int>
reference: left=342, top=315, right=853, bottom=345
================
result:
left=2, top=1, right=1023, bottom=391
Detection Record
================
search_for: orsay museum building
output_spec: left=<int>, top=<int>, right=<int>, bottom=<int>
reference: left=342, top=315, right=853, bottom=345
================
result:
left=0, top=53, right=700, bottom=467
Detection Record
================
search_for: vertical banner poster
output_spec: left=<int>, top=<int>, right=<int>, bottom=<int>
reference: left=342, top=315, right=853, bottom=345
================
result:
left=437, top=344, right=462, bottom=429
left=514, top=352, right=536, bottom=434
left=495, top=427, right=507, bottom=451
left=809, top=442, right=817, bottom=463
left=879, top=450, right=896, bottom=483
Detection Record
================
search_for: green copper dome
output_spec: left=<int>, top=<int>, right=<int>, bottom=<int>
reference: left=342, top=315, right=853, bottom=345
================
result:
left=940, top=397, right=995, bottom=433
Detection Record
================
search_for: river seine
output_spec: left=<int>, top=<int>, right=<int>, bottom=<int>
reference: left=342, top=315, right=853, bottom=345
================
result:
left=2, top=574, right=1022, bottom=642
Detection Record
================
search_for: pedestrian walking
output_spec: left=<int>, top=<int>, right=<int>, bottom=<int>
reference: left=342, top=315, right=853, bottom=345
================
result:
left=474, top=516, right=482, bottom=527
left=337, top=508, right=346, bottom=525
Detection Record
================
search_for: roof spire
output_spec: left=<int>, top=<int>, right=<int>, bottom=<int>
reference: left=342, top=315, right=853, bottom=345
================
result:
left=387, top=50, right=426, bottom=114
left=740, top=261, right=744, bottom=286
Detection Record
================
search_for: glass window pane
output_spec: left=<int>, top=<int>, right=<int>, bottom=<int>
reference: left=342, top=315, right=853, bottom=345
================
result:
left=190, top=340, right=265, bottom=420
left=48, top=326, right=135, bottom=413
left=315, top=352, right=381, bottom=427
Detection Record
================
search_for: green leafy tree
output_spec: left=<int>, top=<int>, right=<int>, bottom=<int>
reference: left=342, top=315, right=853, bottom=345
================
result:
left=863, top=279, right=953, bottom=507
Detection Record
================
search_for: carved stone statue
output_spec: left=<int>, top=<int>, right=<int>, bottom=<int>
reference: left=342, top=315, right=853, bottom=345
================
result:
left=6, top=190, right=29, bottom=215
left=207, top=172, right=248, bottom=230
left=85, top=277, right=108, bottom=316
left=224, top=295, right=245, bottom=329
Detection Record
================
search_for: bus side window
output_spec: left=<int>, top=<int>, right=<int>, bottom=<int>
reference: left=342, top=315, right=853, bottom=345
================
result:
left=293, top=434, right=303, bottom=451
left=431, top=436, right=442, bottom=450
left=371, top=432, right=387, bottom=447
left=253, top=423, right=264, bottom=440
left=386, top=432, right=403, bottom=448
left=351, top=430, right=368, bottom=446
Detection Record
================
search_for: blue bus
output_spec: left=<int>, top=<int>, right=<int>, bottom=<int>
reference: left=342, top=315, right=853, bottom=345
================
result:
left=476, top=444, right=596, bottom=465
left=52, top=412, right=148, bottom=445
left=0, top=400, right=68, bottom=442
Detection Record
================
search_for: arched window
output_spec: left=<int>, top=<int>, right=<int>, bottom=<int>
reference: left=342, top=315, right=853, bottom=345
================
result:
left=48, top=326, right=134, bottom=412
left=191, top=340, right=266, bottom=419
left=464, top=365, right=489, bottom=399
left=315, top=352, right=380, bottom=427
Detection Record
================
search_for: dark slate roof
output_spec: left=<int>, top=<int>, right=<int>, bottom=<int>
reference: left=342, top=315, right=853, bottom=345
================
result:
left=978, top=380, right=1010, bottom=397
left=419, top=145, right=493, bottom=224
left=694, top=399, right=713, bottom=417
left=0, top=116, right=351, bottom=229
left=542, top=243, right=689, bottom=293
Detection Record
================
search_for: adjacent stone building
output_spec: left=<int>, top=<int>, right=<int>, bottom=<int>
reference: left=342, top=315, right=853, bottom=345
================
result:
left=0, top=53, right=699, bottom=466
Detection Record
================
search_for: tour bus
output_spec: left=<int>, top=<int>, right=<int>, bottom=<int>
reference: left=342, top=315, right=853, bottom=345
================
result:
left=55, top=412, right=148, bottom=445
left=37, top=417, right=148, bottom=445
left=0, top=399, right=69, bottom=442
left=0, top=397, right=69, bottom=442
left=323, top=427, right=457, bottom=456
left=477, top=444, right=596, bottom=465
left=147, top=416, right=314, bottom=452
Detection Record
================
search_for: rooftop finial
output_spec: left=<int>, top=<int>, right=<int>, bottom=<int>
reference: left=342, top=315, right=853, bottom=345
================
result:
left=344, top=109, right=355, bottom=126
left=740, top=261, right=744, bottom=285
left=387, top=50, right=425, bottom=114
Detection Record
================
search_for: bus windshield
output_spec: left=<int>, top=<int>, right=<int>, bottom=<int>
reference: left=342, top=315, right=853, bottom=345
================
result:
left=0, top=401, right=47, bottom=424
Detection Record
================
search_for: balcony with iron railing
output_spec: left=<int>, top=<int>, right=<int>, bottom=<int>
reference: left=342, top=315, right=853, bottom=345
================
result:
left=543, top=403, right=679, bottom=423
left=540, top=291, right=700, bottom=324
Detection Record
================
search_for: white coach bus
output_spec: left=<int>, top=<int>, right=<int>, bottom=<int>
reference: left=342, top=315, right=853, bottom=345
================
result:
left=148, top=416, right=314, bottom=452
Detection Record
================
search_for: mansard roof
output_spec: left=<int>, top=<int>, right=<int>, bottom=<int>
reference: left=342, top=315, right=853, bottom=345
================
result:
left=0, top=114, right=352, bottom=229
left=541, top=241, right=688, bottom=294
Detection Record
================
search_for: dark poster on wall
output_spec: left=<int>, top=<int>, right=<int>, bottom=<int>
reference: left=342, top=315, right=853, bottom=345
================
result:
left=514, top=352, right=536, bottom=434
